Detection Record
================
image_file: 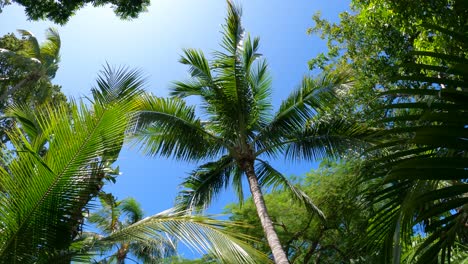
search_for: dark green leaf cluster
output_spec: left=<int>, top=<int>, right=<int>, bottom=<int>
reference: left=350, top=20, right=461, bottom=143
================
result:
left=1, top=0, right=150, bottom=25
left=363, top=25, right=468, bottom=264
left=0, top=29, right=66, bottom=144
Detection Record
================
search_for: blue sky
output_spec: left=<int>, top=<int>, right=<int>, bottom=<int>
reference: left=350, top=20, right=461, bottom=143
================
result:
left=1, top=0, right=350, bottom=257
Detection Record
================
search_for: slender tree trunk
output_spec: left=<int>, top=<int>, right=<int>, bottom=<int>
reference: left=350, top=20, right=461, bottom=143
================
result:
left=243, top=161, right=290, bottom=264
left=116, top=243, right=129, bottom=264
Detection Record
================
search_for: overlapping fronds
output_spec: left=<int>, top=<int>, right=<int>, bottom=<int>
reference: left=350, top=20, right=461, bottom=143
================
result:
left=255, top=159, right=326, bottom=220
left=99, top=210, right=270, bottom=264
left=17, top=28, right=61, bottom=78
left=133, top=95, right=226, bottom=161
left=0, top=65, right=145, bottom=263
left=364, top=25, right=468, bottom=264
left=175, top=156, right=236, bottom=212
left=254, top=71, right=355, bottom=155
left=132, top=1, right=367, bottom=232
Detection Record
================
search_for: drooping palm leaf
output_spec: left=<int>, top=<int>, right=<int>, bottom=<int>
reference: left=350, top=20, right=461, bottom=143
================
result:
left=96, top=210, right=271, bottom=264
left=364, top=24, right=468, bottom=264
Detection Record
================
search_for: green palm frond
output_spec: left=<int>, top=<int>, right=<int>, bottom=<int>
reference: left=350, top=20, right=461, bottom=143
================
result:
left=100, top=210, right=270, bottom=264
left=178, top=48, right=214, bottom=87
left=255, top=70, right=353, bottom=149
left=255, top=159, right=326, bottom=220
left=133, top=95, right=226, bottom=161
left=17, top=29, right=41, bottom=59
left=92, top=63, right=146, bottom=106
left=175, top=156, right=236, bottom=212
left=120, top=197, right=145, bottom=224
left=40, top=28, right=61, bottom=77
left=364, top=24, right=468, bottom=264
left=220, top=1, right=243, bottom=57
left=281, top=115, right=370, bottom=161
left=0, top=65, right=145, bottom=263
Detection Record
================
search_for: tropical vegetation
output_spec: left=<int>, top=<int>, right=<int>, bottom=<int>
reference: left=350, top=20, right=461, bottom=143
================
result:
left=131, top=2, right=367, bottom=263
left=0, top=0, right=466, bottom=263
left=0, top=0, right=150, bottom=24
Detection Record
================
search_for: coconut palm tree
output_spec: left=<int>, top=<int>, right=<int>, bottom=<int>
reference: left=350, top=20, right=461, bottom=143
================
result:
left=0, top=64, right=143, bottom=263
left=131, top=2, right=366, bottom=263
left=86, top=192, right=175, bottom=263
left=0, top=65, right=266, bottom=264
left=78, top=192, right=268, bottom=264
left=0, top=27, right=61, bottom=104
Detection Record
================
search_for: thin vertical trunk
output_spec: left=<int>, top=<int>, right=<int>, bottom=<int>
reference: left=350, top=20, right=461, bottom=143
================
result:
left=116, top=243, right=129, bottom=264
left=244, top=161, right=290, bottom=264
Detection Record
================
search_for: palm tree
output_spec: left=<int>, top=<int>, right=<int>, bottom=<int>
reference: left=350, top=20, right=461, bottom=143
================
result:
left=0, top=65, right=265, bottom=264
left=86, top=192, right=176, bottom=263
left=0, top=64, right=144, bottom=263
left=78, top=192, right=268, bottom=264
left=364, top=24, right=468, bottom=264
left=132, top=2, right=365, bottom=263
left=0, top=27, right=61, bottom=104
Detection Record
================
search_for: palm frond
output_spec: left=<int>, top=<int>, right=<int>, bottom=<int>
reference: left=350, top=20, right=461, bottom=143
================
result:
left=120, top=197, right=145, bottom=224
left=255, top=159, right=325, bottom=220
left=255, top=69, right=353, bottom=149
left=17, top=29, right=40, bottom=59
left=40, top=28, right=61, bottom=77
left=364, top=24, right=468, bottom=264
left=92, top=63, right=146, bottom=106
left=175, top=156, right=236, bottom=212
left=100, top=209, right=270, bottom=264
left=177, top=49, right=214, bottom=88
left=0, top=65, right=145, bottom=263
left=132, top=95, right=226, bottom=161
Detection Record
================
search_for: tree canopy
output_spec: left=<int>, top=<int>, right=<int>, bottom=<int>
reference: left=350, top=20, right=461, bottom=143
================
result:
left=309, top=0, right=468, bottom=262
left=226, top=160, right=379, bottom=263
left=0, top=0, right=150, bottom=24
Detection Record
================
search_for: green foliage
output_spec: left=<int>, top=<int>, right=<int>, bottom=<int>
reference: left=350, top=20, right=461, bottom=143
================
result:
left=0, top=65, right=145, bottom=263
left=132, top=3, right=368, bottom=261
left=0, top=0, right=150, bottom=25
left=309, top=2, right=467, bottom=263
left=85, top=192, right=177, bottom=263
left=308, top=0, right=468, bottom=124
left=364, top=25, right=468, bottom=264
left=133, top=1, right=367, bottom=213
left=81, top=208, right=271, bottom=264
left=225, top=160, right=379, bottom=263
left=0, top=28, right=66, bottom=143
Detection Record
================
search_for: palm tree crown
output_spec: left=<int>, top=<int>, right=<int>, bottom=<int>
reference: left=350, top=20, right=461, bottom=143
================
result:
left=87, top=192, right=176, bottom=263
left=133, top=2, right=364, bottom=263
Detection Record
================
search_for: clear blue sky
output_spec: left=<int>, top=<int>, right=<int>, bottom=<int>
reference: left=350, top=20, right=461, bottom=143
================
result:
left=1, top=0, right=350, bottom=257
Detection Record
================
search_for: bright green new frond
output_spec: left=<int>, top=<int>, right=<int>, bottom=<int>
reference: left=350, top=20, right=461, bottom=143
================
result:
left=0, top=65, right=146, bottom=263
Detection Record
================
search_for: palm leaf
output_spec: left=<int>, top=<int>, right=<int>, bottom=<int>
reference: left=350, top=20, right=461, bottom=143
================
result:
left=255, top=70, right=353, bottom=149
left=255, top=159, right=325, bottom=220
left=364, top=24, right=468, bottom=264
left=175, top=156, right=236, bottom=212
left=99, top=210, right=271, bottom=264
left=0, top=65, right=145, bottom=263
left=132, top=95, right=226, bottom=161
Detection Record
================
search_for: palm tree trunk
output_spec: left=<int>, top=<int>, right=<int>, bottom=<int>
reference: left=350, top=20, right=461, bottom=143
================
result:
left=244, top=161, right=290, bottom=264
